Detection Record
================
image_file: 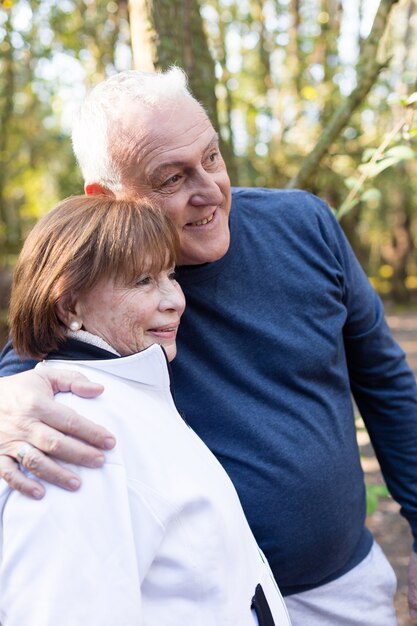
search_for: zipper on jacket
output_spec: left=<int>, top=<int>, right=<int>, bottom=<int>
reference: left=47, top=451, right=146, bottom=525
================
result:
left=251, top=583, right=276, bottom=626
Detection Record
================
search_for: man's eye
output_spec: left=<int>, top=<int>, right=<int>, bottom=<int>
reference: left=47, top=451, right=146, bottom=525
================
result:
left=205, top=151, right=219, bottom=166
left=136, top=275, right=152, bottom=286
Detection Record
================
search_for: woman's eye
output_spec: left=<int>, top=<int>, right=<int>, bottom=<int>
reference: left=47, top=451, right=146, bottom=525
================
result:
left=136, top=275, right=152, bottom=286
left=163, top=174, right=181, bottom=186
left=168, top=270, right=177, bottom=281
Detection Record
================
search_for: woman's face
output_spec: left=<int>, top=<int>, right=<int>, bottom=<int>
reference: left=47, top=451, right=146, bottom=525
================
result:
left=73, top=268, right=185, bottom=361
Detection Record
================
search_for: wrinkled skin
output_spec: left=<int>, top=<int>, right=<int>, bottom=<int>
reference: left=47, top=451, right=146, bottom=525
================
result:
left=0, top=369, right=109, bottom=498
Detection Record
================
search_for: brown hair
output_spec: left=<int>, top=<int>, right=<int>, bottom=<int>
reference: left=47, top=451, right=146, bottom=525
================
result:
left=9, top=195, right=179, bottom=359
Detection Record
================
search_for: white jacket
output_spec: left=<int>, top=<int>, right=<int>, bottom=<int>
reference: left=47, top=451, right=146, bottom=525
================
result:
left=0, top=345, right=291, bottom=626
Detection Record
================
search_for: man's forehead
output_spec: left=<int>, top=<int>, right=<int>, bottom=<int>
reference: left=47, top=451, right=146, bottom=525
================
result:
left=147, top=133, right=219, bottom=176
left=120, top=94, right=206, bottom=130
left=111, top=97, right=217, bottom=184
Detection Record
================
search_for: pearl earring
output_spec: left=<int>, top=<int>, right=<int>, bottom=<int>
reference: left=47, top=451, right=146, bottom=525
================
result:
left=70, top=321, right=80, bottom=331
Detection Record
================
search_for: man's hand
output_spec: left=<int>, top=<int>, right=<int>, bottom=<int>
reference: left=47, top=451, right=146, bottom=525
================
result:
left=0, top=368, right=115, bottom=499
left=408, top=550, right=417, bottom=621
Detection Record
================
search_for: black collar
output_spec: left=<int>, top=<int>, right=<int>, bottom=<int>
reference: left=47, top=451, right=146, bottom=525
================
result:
left=48, top=338, right=119, bottom=362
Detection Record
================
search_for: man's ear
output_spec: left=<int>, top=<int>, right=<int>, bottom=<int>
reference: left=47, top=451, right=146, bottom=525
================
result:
left=85, top=182, right=115, bottom=197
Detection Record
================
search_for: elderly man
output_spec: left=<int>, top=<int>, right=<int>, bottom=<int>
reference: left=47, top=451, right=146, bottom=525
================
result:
left=1, top=68, right=417, bottom=626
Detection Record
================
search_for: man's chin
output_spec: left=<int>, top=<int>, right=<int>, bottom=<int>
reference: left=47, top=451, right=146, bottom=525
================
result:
left=178, top=244, right=229, bottom=266
left=178, top=228, right=230, bottom=266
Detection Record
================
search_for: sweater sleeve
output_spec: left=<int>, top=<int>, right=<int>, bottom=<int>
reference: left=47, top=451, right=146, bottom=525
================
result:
left=318, top=200, right=417, bottom=547
left=0, top=338, right=38, bottom=376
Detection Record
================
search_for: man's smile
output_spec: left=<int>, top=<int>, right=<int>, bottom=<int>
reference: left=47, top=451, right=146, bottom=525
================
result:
left=186, top=211, right=215, bottom=227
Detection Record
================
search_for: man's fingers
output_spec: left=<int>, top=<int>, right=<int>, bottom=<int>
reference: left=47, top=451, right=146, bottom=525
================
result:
left=20, top=419, right=109, bottom=468
left=0, top=455, right=45, bottom=500
left=12, top=442, right=85, bottom=492
left=34, top=368, right=116, bottom=451
left=0, top=445, right=83, bottom=497
left=34, top=399, right=116, bottom=452
left=35, top=367, right=105, bottom=398
left=69, top=378, right=105, bottom=398
left=0, top=368, right=115, bottom=492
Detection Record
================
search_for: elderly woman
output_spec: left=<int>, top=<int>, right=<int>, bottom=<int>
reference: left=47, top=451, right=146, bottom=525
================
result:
left=0, top=195, right=291, bottom=626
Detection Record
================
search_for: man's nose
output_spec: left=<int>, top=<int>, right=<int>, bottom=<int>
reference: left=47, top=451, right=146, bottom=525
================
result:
left=189, top=168, right=223, bottom=207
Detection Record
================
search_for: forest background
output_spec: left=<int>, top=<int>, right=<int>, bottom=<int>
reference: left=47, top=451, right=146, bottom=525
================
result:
left=0, top=0, right=417, bottom=327
left=1, top=3, right=417, bottom=621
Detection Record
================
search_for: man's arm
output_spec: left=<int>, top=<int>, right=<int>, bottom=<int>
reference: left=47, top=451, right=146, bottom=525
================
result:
left=0, top=341, right=115, bottom=498
left=318, top=201, right=417, bottom=620
left=0, top=337, right=38, bottom=376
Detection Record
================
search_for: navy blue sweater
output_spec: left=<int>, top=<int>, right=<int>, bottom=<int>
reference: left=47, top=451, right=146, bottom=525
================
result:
left=2, top=188, right=417, bottom=595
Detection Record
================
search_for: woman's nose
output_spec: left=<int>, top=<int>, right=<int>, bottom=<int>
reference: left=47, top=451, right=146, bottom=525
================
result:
left=158, top=280, right=186, bottom=313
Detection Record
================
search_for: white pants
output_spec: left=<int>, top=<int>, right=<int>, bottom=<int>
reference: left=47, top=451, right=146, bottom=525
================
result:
left=284, top=542, right=398, bottom=626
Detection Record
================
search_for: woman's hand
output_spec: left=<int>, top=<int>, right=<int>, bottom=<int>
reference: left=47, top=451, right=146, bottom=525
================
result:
left=0, top=368, right=115, bottom=499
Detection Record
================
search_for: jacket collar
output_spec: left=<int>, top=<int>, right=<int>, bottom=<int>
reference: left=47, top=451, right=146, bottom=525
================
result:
left=47, top=340, right=172, bottom=390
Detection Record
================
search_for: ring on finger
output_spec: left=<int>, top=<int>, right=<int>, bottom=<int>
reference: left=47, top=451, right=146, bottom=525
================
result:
left=16, top=443, right=35, bottom=465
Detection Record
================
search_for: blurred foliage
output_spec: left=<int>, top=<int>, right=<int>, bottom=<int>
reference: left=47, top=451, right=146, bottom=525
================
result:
left=0, top=0, right=131, bottom=250
left=356, top=413, right=391, bottom=515
left=0, top=0, right=417, bottom=303
left=366, top=483, right=390, bottom=515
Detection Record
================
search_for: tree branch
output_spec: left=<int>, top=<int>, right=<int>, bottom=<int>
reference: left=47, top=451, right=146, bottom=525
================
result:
left=287, top=0, right=400, bottom=190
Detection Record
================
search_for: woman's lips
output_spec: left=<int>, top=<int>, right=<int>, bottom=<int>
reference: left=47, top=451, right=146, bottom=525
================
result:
left=148, top=323, right=180, bottom=339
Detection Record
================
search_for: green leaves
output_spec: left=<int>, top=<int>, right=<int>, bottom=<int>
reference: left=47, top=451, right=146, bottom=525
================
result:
left=401, top=91, right=417, bottom=107
left=358, top=145, right=415, bottom=178
left=337, top=105, right=417, bottom=222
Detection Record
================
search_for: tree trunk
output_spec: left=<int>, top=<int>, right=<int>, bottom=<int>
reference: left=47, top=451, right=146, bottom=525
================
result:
left=288, top=0, right=302, bottom=95
left=150, top=0, right=219, bottom=127
left=0, top=11, right=20, bottom=247
left=208, top=0, right=238, bottom=184
left=127, top=0, right=236, bottom=178
left=128, top=0, right=156, bottom=71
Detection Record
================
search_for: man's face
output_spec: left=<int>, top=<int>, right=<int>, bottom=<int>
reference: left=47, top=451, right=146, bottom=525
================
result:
left=110, top=96, right=232, bottom=266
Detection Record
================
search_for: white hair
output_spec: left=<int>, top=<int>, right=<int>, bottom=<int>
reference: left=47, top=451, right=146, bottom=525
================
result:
left=72, top=67, right=194, bottom=192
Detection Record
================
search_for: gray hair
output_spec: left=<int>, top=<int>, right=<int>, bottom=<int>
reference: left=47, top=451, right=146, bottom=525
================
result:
left=72, top=67, right=193, bottom=192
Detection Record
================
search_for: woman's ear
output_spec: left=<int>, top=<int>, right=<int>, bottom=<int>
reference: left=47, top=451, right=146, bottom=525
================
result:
left=55, top=297, right=82, bottom=331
